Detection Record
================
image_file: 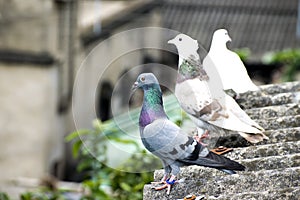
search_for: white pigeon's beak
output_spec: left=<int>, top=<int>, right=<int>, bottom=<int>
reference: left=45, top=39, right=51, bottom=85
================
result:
left=228, top=35, right=232, bottom=42
left=168, top=38, right=175, bottom=44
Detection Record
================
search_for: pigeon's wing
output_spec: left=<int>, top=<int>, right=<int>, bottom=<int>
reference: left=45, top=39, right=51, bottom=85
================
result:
left=179, top=147, right=245, bottom=173
left=227, top=52, right=259, bottom=92
left=186, top=96, right=263, bottom=133
left=225, top=95, right=264, bottom=131
left=206, top=105, right=262, bottom=133
left=175, top=78, right=213, bottom=116
left=142, top=118, right=201, bottom=161
left=143, top=118, right=245, bottom=173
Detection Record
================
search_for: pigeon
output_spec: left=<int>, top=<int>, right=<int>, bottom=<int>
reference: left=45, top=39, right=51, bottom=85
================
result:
left=204, top=29, right=259, bottom=94
left=132, top=73, right=245, bottom=194
left=168, top=34, right=268, bottom=144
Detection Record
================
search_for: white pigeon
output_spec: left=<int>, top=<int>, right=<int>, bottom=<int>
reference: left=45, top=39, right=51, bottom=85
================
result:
left=168, top=34, right=268, bottom=143
left=204, top=29, right=259, bottom=94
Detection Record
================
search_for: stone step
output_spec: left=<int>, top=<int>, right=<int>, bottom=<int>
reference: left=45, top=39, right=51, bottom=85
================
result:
left=239, top=81, right=300, bottom=98
left=262, top=127, right=300, bottom=144
left=146, top=167, right=300, bottom=200
left=237, top=91, right=300, bottom=109
left=211, top=127, right=300, bottom=148
left=246, top=103, right=300, bottom=119
left=259, top=81, right=300, bottom=95
left=206, top=187, right=300, bottom=200
left=240, top=153, right=300, bottom=171
left=256, top=115, right=300, bottom=130
left=225, top=141, right=300, bottom=160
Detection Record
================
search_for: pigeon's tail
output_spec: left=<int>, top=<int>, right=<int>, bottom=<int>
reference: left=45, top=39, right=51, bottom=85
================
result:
left=204, top=151, right=246, bottom=172
left=180, top=151, right=245, bottom=173
left=238, top=131, right=269, bottom=144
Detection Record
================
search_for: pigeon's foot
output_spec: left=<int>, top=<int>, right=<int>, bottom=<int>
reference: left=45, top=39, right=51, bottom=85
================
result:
left=151, top=174, right=168, bottom=184
left=152, top=175, right=178, bottom=195
left=153, top=182, right=172, bottom=194
left=211, top=146, right=233, bottom=155
left=194, top=130, right=210, bottom=146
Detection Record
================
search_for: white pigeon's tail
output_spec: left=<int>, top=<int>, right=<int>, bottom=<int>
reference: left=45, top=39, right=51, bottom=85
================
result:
left=238, top=131, right=269, bottom=143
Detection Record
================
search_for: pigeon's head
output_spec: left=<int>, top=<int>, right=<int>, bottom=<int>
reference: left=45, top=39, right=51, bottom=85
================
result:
left=168, top=34, right=199, bottom=54
left=132, top=73, right=160, bottom=91
left=213, top=29, right=232, bottom=43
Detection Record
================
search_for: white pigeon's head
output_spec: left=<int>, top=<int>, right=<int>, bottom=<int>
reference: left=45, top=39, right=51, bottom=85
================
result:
left=168, top=34, right=199, bottom=59
left=212, top=29, right=232, bottom=44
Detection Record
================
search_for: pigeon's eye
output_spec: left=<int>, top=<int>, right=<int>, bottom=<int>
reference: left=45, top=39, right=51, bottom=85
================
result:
left=179, top=38, right=182, bottom=41
left=225, top=32, right=228, bottom=35
left=140, top=76, right=145, bottom=82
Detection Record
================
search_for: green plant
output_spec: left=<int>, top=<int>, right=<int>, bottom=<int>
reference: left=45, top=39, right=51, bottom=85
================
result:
left=234, top=48, right=251, bottom=62
left=65, top=119, right=161, bottom=200
left=0, top=192, right=10, bottom=200
left=20, top=191, right=65, bottom=200
left=263, top=49, right=300, bottom=81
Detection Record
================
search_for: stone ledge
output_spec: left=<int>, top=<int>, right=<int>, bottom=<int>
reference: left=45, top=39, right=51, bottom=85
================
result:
left=256, top=115, right=300, bottom=130
left=237, top=92, right=300, bottom=109
left=263, top=127, right=300, bottom=144
left=225, top=141, right=300, bottom=160
left=144, top=167, right=300, bottom=200
left=246, top=103, right=300, bottom=119
left=240, top=153, right=300, bottom=171
left=259, top=81, right=300, bottom=94
left=207, top=187, right=300, bottom=200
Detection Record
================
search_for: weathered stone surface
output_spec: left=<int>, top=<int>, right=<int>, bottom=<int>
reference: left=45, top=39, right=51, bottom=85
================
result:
left=225, top=141, right=300, bottom=160
left=143, top=81, right=300, bottom=200
left=259, top=81, right=300, bottom=94
left=263, top=127, right=300, bottom=144
left=211, top=127, right=300, bottom=148
left=246, top=103, right=300, bottom=119
left=256, top=115, right=300, bottom=130
left=239, top=81, right=300, bottom=98
left=237, top=92, right=300, bottom=109
left=207, top=187, right=300, bottom=200
left=144, top=167, right=300, bottom=200
left=240, top=153, right=300, bottom=171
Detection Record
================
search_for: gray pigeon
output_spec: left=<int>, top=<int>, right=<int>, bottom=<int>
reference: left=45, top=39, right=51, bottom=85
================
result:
left=132, top=73, right=245, bottom=194
left=168, top=34, right=268, bottom=143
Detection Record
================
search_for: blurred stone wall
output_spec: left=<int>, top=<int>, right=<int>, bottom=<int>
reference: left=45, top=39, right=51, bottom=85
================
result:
left=0, top=0, right=163, bottom=198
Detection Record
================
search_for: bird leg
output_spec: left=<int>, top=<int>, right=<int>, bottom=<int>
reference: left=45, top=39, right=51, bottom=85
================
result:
left=152, top=175, right=177, bottom=195
left=194, top=130, right=210, bottom=146
left=151, top=174, right=168, bottom=184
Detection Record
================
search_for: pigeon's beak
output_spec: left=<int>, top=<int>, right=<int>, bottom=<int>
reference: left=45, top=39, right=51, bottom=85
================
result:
left=131, top=81, right=139, bottom=91
left=167, top=39, right=175, bottom=44
left=228, top=36, right=232, bottom=42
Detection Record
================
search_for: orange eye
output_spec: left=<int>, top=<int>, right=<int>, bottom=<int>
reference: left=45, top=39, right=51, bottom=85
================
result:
left=140, top=76, right=145, bottom=82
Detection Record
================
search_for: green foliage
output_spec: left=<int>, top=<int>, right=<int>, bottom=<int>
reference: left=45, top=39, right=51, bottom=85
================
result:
left=20, top=189, right=66, bottom=200
left=263, top=49, right=300, bottom=81
left=234, top=48, right=251, bottom=62
left=66, top=119, right=161, bottom=200
left=0, top=192, right=10, bottom=200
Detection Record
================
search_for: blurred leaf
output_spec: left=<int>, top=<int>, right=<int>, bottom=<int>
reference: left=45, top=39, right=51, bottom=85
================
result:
left=120, top=183, right=131, bottom=192
left=72, top=140, right=83, bottom=158
left=234, top=48, right=251, bottom=62
left=65, top=129, right=90, bottom=142
left=0, top=193, right=10, bottom=200
left=262, top=49, right=300, bottom=82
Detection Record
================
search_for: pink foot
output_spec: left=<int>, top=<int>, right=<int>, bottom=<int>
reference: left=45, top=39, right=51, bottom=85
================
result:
left=194, top=130, right=210, bottom=146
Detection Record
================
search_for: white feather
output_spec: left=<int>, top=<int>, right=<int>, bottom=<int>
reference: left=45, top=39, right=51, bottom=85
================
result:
left=205, top=29, right=259, bottom=93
